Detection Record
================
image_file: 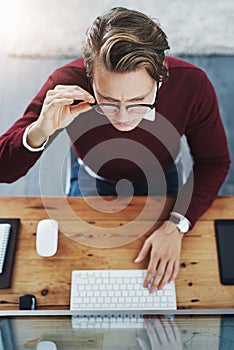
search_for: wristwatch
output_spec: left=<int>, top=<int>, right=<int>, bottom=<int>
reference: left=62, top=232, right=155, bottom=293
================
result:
left=169, top=214, right=190, bottom=234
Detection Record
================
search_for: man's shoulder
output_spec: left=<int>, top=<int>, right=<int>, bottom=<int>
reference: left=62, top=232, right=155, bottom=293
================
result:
left=165, top=56, right=206, bottom=75
left=60, top=57, right=85, bottom=70
left=165, top=56, right=209, bottom=86
left=48, top=57, right=88, bottom=87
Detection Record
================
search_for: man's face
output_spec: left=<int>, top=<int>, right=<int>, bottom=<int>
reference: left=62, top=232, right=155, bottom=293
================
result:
left=92, top=61, right=156, bottom=132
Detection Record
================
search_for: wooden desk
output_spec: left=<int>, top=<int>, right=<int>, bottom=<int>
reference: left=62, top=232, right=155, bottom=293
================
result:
left=0, top=196, right=233, bottom=310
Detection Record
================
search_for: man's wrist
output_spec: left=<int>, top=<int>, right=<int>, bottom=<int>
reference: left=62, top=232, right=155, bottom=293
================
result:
left=23, top=122, right=49, bottom=152
left=168, top=212, right=191, bottom=234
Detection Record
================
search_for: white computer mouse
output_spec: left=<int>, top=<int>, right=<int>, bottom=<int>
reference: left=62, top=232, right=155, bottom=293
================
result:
left=36, top=219, right=58, bottom=257
left=36, top=340, right=57, bottom=350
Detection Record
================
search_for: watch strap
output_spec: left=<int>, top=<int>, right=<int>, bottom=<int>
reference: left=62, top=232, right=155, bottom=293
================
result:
left=169, top=215, right=181, bottom=225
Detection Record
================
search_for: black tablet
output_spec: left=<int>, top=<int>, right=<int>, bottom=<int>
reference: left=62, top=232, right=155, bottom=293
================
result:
left=215, top=219, right=234, bottom=285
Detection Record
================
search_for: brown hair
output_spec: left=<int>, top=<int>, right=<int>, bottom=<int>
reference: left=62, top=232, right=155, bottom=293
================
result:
left=83, top=7, right=170, bottom=82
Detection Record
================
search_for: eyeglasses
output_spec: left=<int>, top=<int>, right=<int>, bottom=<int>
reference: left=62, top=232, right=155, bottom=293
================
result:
left=91, top=82, right=159, bottom=117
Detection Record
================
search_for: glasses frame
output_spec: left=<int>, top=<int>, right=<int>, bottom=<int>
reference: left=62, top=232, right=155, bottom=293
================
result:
left=89, top=81, right=159, bottom=117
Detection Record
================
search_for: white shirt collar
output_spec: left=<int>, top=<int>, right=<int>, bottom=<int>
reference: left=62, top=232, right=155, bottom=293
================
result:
left=143, top=82, right=161, bottom=122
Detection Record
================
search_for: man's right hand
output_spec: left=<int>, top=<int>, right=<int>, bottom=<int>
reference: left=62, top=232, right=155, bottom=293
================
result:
left=27, top=85, right=95, bottom=148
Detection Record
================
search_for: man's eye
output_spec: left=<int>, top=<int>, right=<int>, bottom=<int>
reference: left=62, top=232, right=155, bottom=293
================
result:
left=130, top=99, right=144, bottom=104
left=135, top=98, right=145, bottom=102
left=105, top=98, right=117, bottom=103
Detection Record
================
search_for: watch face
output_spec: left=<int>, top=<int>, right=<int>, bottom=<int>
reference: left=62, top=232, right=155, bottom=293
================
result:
left=178, top=219, right=190, bottom=233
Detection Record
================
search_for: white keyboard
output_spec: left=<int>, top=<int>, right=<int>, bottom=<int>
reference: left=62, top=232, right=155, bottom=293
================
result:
left=70, top=269, right=177, bottom=311
left=0, top=224, right=11, bottom=274
left=72, top=313, right=175, bottom=329
left=72, top=314, right=145, bottom=329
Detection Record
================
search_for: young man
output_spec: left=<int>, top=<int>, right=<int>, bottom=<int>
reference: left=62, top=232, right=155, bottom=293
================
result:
left=0, top=7, right=230, bottom=292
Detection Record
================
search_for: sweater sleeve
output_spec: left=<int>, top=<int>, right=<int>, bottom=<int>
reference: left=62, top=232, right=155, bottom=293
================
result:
left=0, top=74, right=57, bottom=183
left=174, top=72, right=231, bottom=226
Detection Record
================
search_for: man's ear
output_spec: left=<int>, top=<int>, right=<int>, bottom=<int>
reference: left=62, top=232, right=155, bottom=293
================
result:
left=163, top=59, right=168, bottom=69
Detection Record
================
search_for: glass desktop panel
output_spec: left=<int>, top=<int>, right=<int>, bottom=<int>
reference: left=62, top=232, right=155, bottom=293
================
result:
left=1, top=313, right=234, bottom=350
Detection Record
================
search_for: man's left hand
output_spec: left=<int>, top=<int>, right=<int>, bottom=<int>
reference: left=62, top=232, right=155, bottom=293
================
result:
left=134, top=220, right=183, bottom=292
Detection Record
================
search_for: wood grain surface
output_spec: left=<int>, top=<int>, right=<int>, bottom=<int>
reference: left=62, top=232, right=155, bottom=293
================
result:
left=0, top=196, right=233, bottom=310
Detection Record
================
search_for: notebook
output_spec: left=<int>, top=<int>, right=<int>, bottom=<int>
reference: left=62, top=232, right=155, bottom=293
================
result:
left=0, top=219, right=20, bottom=289
left=0, top=224, right=11, bottom=274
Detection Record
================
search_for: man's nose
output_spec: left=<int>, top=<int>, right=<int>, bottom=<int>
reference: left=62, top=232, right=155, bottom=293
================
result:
left=116, top=105, right=129, bottom=121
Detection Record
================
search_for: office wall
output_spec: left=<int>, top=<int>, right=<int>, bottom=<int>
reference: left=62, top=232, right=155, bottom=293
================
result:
left=6, top=0, right=234, bottom=57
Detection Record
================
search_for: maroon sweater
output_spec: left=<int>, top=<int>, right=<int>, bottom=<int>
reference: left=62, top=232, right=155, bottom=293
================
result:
left=0, top=56, right=230, bottom=226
